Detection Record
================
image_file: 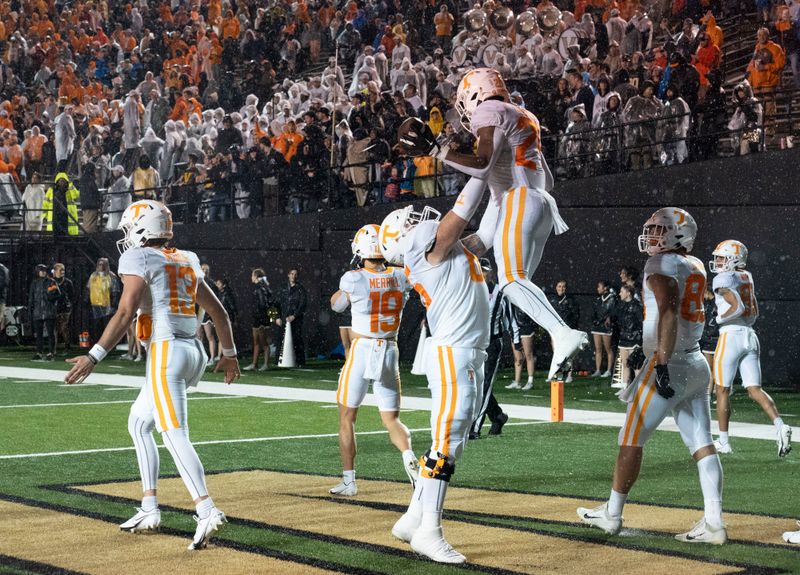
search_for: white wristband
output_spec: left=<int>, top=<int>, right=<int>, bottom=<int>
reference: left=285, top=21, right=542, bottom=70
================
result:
left=88, top=344, right=107, bottom=364
left=222, top=347, right=237, bottom=358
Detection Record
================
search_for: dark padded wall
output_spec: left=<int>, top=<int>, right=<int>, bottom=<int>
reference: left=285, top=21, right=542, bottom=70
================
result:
left=91, top=149, right=800, bottom=386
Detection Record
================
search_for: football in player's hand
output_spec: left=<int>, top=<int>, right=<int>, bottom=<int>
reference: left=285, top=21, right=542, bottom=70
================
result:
left=395, top=117, right=436, bottom=157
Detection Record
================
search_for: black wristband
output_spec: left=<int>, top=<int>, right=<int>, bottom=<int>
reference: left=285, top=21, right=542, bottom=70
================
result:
left=86, top=354, right=98, bottom=365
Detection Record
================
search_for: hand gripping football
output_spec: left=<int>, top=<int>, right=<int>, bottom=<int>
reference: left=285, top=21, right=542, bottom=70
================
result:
left=395, top=117, right=437, bottom=157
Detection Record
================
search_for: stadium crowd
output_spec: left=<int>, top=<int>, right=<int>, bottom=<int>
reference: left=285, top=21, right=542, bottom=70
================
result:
left=0, top=0, right=793, bottom=229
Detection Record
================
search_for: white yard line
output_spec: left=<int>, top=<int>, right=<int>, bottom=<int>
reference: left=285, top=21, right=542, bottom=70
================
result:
left=261, top=399, right=300, bottom=405
left=0, top=422, right=546, bottom=460
left=0, top=396, right=246, bottom=409
left=0, top=366, right=785, bottom=442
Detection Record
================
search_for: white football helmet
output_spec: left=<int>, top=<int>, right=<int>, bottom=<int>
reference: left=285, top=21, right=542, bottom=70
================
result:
left=379, top=205, right=441, bottom=266
left=455, top=67, right=510, bottom=131
left=351, top=224, right=382, bottom=260
left=117, top=200, right=173, bottom=254
left=637, top=207, right=697, bottom=256
left=710, top=240, right=748, bottom=273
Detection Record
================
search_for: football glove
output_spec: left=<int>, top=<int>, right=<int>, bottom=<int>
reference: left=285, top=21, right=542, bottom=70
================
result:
left=654, top=364, right=674, bottom=399
left=395, top=117, right=437, bottom=157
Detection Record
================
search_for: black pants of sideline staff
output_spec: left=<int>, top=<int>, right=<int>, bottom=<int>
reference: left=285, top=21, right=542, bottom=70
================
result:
left=33, top=318, right=55, bottom=356
left=471, top=337, right=505, bottom=437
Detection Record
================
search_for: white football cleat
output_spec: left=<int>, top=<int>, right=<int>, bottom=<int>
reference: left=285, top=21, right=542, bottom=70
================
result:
left=777, top=424, right=792, bottom=457
left=713, top=439, right=732, bottom=454
left=505, top=382, right=521, bottom=389
left=549, top=328, right=589, bottom=381
left=520, top=381, right=534, bottom=391
left=188, top=508, right=227, bottom=550
left=576, top=503, right=622, bottom=535
left=610, top=382, right=625, bottom=389
left=410, top=526, right=466, bottom=564
left=782, top=521, right=800, bottom=544
left=565, top=374, right=574, bottom=383
left=674, top=518, right=727, bottom=545
left=600, top=370, right=612, bottom=378
left=329, top=481, right=358, bottom=496
left=392, top=512, right=421, bottom=543
left=120, top=508, right=161, bottom=532
left=402, top=452, right=419, bottom=487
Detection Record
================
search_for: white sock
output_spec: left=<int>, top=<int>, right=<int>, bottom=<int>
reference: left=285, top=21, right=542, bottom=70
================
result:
left=407, top=474, right=424, bottom=518
left=141, top=495, right=158, bottom=512
left=502, top=280, right=567, bottom=336
left=402, top=449, right=415, bottom=461
left=774, top=417, right=784, bottom=430
left=343, top=469, right=355, bottom=484
left=162, top=428, right=209, bottom=501
left=608, top=489, right=627, bottom=518
left=697, top=454, right=723, bottom=528
left=419, top=475, right=448, bottom=529
left=527, top=376, right=534, bottom=384
left=718, top=431, right=729, bottom=445
left=195, top=497, right=215, bottom=519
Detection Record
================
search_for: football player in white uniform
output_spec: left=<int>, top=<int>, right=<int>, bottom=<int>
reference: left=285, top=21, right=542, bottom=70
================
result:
left=397, top=67, right=587, bottom=380
left=709, top=240, right=791, bottom=457
left=379, top=200, right=490, bottom=564
left=577, top=208, right=726, bottom=545
left=329, top=224, right=417, bottom=496
left=64, top=200, right=240, bottom=550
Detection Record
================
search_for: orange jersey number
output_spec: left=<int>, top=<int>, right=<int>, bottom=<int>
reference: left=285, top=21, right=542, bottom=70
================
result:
left=165, top=264, right=197, bottom=315
left=514, top=109, right=541, bottom=170
left=368, top=289, right=403, bottom=332
left=738, top=281, right=754, bottom=317
left=462, top=247, right=485, bottom=283
left=680, top=273, right=706, bottom=323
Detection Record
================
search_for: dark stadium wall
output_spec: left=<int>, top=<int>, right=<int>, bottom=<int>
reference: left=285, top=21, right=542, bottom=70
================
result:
left=94, top=148, right=799, bottom=386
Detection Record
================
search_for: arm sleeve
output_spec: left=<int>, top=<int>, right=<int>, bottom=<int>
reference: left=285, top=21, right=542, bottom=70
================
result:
left=339, top=271, right=355, bottom=294
left=117, top=249, right=147, bottom=278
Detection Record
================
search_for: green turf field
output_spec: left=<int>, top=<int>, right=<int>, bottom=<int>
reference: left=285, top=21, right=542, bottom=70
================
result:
left=0, top=347, right=798, bottom=574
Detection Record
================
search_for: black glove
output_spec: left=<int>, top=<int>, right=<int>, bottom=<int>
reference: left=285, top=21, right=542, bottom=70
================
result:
left=627, top=347, right=645, bottom=371
left=395, top=117, right=437, bottom=157
left=654, top=364, right=674, bottom=399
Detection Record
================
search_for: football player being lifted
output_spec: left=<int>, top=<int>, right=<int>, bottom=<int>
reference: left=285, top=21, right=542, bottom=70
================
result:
left=396, top=68, right=587, bottom=381
left=329, top=224, right=418, bottom=496
left=577, top=208, right=726, bottom=545
left=64, top=200, right=239, bottom=550
left=709, top=240, right=791, bottom=457
left=379, top=197, right=490, bottom=563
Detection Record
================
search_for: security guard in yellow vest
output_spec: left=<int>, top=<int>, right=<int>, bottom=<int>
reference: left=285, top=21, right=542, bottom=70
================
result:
left=43, top=172, right=81, bottom=235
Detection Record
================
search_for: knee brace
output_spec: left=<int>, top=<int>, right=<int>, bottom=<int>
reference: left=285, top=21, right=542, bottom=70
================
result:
left=419, top=450, right=455, bottom=482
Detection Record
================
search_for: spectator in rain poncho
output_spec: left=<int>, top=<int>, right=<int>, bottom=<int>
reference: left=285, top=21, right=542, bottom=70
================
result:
left=54, top=106, right=76, bottom=167
left=188, top=113, right=205, bottom=139
left=21, top=172, right=46, bottom=231
left=728, top=81, right=763, bottom=156
left=105, top=165, right=130, bottom=231
left=122, top=92, right=142, bottom=152
left=592, top=76, right=614, bottom=128
left=558, top=104, right=593, bottom=178
left=594, top=92, right=624, bottom=174
left=392, top=58, right=418, bottom=94
left=144, top=91, right=171, bottom=137
left=138, top=128, right=165, bottom=169
left=622, top=81, right=663, bottom=170
left=658, top=84, right=691, bottom=165
left=160, top=120, right=181, bottom=183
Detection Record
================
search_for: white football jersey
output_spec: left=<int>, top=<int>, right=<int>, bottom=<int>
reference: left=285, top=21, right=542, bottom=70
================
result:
left=642, top=253, right=706, bottom=357
left=118, top=247, right=205, bottom=344
left=713, top=270, right=758, bottom=327
left=339, top=267, right=411, bottom=338
left=403, top=220, right=490, bottom=349
left=470, top=98, right=552, bottom=195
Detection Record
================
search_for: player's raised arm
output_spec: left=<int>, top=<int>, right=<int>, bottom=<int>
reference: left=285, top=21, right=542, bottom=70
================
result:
left=64, top=274, right=146, bottom=385
left=427, top=177, right=487, bottom=265
left=197, top=280, right=240, bottom=384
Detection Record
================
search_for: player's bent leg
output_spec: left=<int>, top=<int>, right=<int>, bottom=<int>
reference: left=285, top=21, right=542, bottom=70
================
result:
left=745, top=385, right=792, bottom=457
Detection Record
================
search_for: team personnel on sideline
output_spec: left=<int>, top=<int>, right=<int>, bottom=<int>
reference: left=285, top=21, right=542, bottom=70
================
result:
left=578, top=208, right=726, bottom=545
left=395, top=67, right=587, bottom=381
left=379, top=200, right=489, bottom=564
left=700, top=287, right=719, bottom=392
left=709, top=240, right=792, bottom=456
left=329, top=224, right=417, bottom=496
left=64, top=200, right=240, bottom=551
